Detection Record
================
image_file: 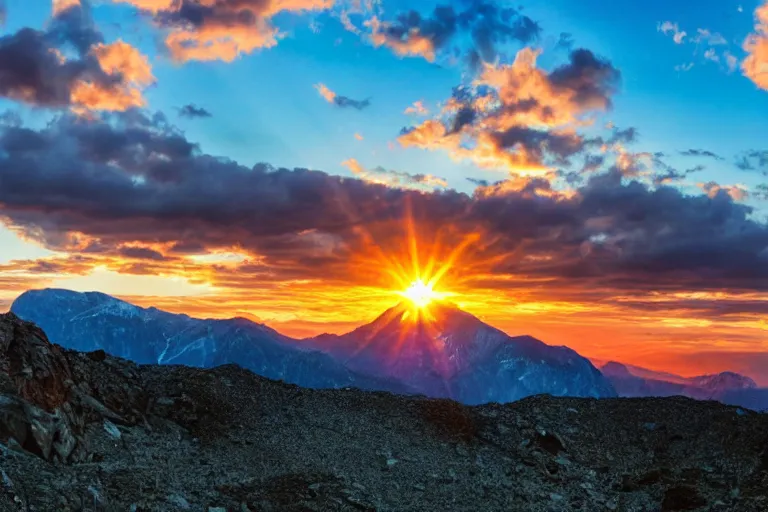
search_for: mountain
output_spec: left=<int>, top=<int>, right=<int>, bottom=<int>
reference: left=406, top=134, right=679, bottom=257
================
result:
left=308, top=301, right=616, bottom=404
left=12, top=289, right=615, bottom=405
left=10, top=288, right=414, bottom=393
left=600, top=361, right=768, bottom=411
left=1, top=311, right=767, bottom=511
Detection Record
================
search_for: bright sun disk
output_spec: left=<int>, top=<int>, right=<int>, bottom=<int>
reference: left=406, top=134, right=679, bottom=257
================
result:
left=400, top=279, right=445, bottom=309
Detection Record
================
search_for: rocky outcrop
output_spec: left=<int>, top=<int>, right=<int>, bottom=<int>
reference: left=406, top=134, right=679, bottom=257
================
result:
left=0, top=312, right=766, bottom=511
left=0, top=313, right=147, bottom=464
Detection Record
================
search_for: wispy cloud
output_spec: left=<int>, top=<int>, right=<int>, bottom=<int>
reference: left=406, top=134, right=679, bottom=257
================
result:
left=404, top=100, right=429, bottom=116
left=178, top=104, right=212, bottom=119
left=341, top=158, right=447, bottom=190
left=314, top=83, right=371, bottom=110
left=658, top=21, right=687, bottom=44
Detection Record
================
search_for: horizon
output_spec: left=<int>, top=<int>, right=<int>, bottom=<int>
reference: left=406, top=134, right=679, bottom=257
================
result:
left=1, top=1, right=768, bottom=386
left=7, top=286, right=768, bottom=386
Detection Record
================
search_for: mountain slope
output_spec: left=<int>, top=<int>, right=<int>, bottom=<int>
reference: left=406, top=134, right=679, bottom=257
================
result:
left=309, top=301, right=616, bottom=404
left=10, top=288, right=413, bottom=393
left=0, top=311, right=766, bottom=511
left=600, top=361, right=768, bottom=411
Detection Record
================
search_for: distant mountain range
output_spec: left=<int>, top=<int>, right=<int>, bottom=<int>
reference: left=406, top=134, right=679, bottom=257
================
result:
left=11, top=288, right=616, bottom=405
left=599, top=361, right=768, bottom=411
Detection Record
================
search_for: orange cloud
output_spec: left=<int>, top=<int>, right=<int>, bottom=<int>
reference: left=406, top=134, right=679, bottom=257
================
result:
left=52, top=0, right=81, bottom=15
left=365, top=16, right=436, bottom=61
left=315, top=83, right=337, bottom=103
left=698, top=181, right=750, bottom=201
left=354, top=133, right=364, bottom=140
left=404, top=100, right=429, bottom=116
left=70, top=40, right=154, bottom=113
left=116, top=0, right=334, bottom=62
left=743, top=1, right=768, bottom=90
left=111, top=0, right=175, bottom=13
left=399, top=48, right=619, bottom=177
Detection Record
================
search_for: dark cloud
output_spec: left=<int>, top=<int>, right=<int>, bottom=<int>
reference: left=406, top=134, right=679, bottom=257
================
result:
left=680, top=149, right=724, bottom=160
left=117, top=246, right=170, bottom=261
left=0, top=28, right=90, bottom=107
left=1, top=110, right=768, bottom=299
left=48, top=0, right=103, bottom=56
left=123, top=0, right=331, bottom=62
left=0, top=3, right=151, bottom=112
left=178, top=104, right=213, bottom=119
left=549, top=49, right=621, bottom=110
left=333, top=95, right=371, bottom=110
left=371, top=0, right=540, bottom=67
left=556, top=32, right=574, bottom=51
left=653, top=164, right=705, bottom=186
left=492, top=126, right=585, bottom=165
left=736, top=150, right=768, bottom=174
left=466, top=177, right=490, bottom=187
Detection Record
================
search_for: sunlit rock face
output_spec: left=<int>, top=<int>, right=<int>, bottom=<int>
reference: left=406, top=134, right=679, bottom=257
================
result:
left=10, top=289, right=413, bottom=393
left=13, top=289, right=616, bottom=405
left=308, top=302, right=617, bottom=404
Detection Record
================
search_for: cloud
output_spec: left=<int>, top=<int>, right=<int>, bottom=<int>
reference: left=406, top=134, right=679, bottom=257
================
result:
left=2, top=110, right=768, bottom=306
left=404, top=100, right=429, bottom=116
left=53, top=0, right=82, bottom=16
left=680, top=149, right=724, bottom=160
left=178, top=104, right=212, bottom=119
left=736, top=150, right=768, bottom=173
left=674, top=62, right=694, bottom=72
left=693, top=28, right=728, bottom=46
left=314, top=83, right=370, bottom=110
left=698, top=181, right=749, bottom=201
left=399, top=47, right=620, bottom=176
left=363, top=1, right=540, bottom=66
left=653, top=164, right=705, bottom=186
left=0, top=4, right=152, bottom=113
left=556, top=32, right=574, bottom=51
left=114, top=0, right=333, bottom=62
left=341, top=158, right=447, bottom=190
left=658, top=21, right=687, bottom=44
left=743, top=1, right=768, bottom=90
left=354, top=133, right=364, bottom=141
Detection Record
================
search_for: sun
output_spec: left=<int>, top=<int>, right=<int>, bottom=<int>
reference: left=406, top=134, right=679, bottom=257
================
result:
left=399, top=278, right=447, bottom=309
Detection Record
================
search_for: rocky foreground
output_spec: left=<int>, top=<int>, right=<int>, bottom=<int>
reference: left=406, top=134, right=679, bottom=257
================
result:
left=0, top=313, right=766, bottom=512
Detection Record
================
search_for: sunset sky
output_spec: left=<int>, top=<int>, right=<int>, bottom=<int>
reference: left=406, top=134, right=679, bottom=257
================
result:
left=1, top=0, right=768, bottom=383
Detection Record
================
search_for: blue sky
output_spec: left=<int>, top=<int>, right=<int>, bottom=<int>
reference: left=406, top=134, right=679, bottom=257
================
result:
left=1, top=0, right=768, bottom=379
left=1, top=0, right=765, bottom=198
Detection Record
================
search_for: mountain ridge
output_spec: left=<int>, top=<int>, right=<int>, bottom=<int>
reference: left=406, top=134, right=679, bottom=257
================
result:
left=11, top=288, right=616, bottom=405
left=600, top=360, right=767, bottom=411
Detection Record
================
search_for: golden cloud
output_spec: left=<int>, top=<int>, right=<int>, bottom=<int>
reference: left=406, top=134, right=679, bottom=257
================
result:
left=743, top=1, right=768, bottom=90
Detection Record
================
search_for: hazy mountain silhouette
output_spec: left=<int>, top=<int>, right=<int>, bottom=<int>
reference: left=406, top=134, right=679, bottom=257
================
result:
left=600, top=361, right=767, bottom=411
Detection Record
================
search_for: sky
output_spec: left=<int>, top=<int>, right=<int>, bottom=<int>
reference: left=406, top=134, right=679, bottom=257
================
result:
left=1, top=0, right=768, bottom=383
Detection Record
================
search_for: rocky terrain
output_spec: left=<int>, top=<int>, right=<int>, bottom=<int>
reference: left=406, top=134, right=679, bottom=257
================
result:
left=0, top=311, right=766, bottom=511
